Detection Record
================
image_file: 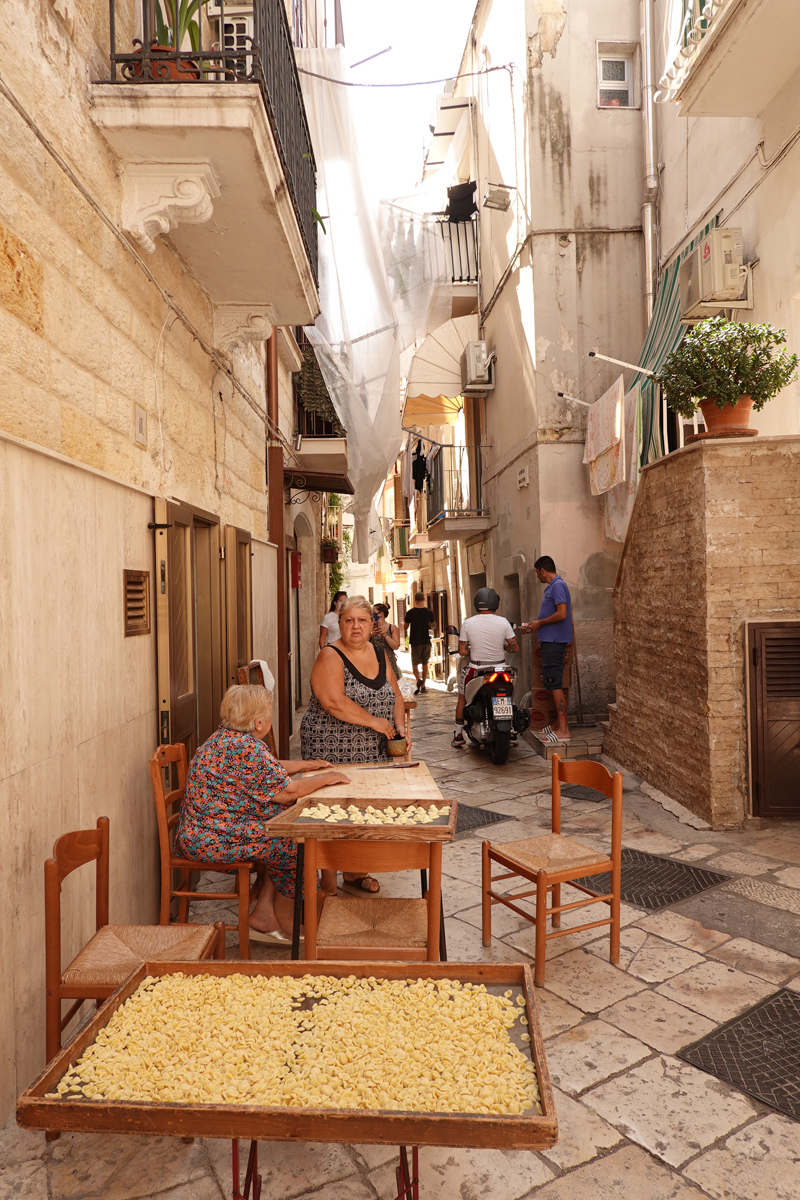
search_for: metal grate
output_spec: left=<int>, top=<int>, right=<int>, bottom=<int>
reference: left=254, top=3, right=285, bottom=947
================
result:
left=455, top=803, right=514, bottom=839
left=678, top=989, right=800, bottom=1122
left=561, top=784, right=608, bottom=804
left=573, top=849, right=729, bottom=910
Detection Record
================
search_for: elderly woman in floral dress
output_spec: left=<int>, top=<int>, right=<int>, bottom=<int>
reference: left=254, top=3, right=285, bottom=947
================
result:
left=177, top=684, right=348, bottom=945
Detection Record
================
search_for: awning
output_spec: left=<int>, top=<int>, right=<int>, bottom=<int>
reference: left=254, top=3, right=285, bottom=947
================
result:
left=630, top=218, right=716, bottom=465
left=404, top=314, right=478, bottom=426
left=404, top=394, right=462, bottom=425
left=284, top=468, right=354, bottom=495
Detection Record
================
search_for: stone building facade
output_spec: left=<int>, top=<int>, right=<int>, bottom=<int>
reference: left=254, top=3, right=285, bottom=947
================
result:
left=606, top=436, right=800, bottom=828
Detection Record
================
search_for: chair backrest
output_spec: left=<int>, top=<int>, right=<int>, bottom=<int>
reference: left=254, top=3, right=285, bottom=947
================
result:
left=150, top=743, right=189, bottom=864
left=551, top=754, right=622, bottom=835
left=237, top=665, right=278, bottom=758
left=45, top=817, right=110, bottom=988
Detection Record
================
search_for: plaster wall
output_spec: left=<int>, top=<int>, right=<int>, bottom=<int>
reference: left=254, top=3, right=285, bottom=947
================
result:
left=654, top=18, right=800, bottom=434
left=0, top=437, right=158, bottom=1120
left=606, top=436, right=800, bottom=828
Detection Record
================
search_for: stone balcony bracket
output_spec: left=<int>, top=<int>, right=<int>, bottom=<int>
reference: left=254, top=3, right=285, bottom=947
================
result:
left=213, top=304, right=275, bottom=354
left=120, top=161, right=221, bottom=255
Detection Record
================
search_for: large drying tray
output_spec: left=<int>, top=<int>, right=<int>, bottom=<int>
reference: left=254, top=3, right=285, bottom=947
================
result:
left=18, top=960, right=556, bottom=1150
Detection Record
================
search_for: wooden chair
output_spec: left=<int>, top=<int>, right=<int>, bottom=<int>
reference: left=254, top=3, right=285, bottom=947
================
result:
left=150, top=744, right=262, bottom=960
left=303, top=840, right=442, bottom=962
left=237, top=664, right=278, bottom=757
left=482, top=754, right=622, bottom=986
left=45, top=816, right=222, bottom=1064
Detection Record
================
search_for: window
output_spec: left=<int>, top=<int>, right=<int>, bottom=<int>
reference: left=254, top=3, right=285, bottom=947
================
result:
left=597, top=46, right=637, bottom=108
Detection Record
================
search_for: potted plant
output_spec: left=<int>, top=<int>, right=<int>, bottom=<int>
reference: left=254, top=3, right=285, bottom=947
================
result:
left=133, top=0, right=209, bottom=80
left=656, top=316, right=798, bottom=437
left=320, top=537, right=339, bottom=564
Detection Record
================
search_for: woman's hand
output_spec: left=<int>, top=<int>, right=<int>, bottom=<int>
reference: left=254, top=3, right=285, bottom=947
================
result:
left=373, top=717, right=397, bottom=740
left=314, top=770, right=350, bottom=787
left=303, top=759, right=332, bottom=771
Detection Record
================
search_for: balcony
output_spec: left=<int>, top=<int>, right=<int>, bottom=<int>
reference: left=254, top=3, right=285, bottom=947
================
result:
left=425, top=443, right=489, bottom=540
left=390, top=521, right=421, bottom=569
left=435, top=214, right=478, bottom=318
left=663, top=0, right=800, bottom=117
left=91, top=0, right=319, bottom=337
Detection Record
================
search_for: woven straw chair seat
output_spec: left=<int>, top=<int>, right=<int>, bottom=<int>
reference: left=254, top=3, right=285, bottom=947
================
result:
left=61, top=924, right=216, bottom=989
left=317, top=898, right=428, bottom=948
left=493, top=834, right=609, bottom=876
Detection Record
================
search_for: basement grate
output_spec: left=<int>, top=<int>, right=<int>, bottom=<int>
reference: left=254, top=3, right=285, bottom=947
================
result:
left=560, top=784, right=609, bottom=804
left=678, top=989, right=800, bottom=1122
left=455, top=803, right=515, bottom=838
left=572, top=849, right=730, bottom=910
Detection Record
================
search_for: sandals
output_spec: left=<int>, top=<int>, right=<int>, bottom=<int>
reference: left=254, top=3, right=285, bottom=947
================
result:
left=341, top=875, right=381, bottom=894
left=539, top=725, right=571, bottom=744
left=248, top=927, right=297, bottom=945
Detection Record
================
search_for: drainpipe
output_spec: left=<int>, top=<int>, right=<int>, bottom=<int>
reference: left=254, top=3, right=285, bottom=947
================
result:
left=641, top=0, right=659, bottom=322
left=266, top=330, right=290, bottom=758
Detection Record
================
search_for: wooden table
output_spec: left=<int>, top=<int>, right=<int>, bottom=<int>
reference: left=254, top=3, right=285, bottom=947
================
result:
left=265, top=763, right=456, bottom=960
left=18, top=960, right=558, bottom=1199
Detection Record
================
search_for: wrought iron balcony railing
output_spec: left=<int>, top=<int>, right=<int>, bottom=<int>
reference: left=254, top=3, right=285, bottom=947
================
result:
left=435, top=213, right=478, bottom=284
left=106, top=0, right=318, bottom=282
left=428, top=443, right=485, bottom=524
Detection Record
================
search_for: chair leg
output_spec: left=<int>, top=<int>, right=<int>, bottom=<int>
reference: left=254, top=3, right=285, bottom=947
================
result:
left=214, top=921, right=226, bottom=960
left=551, top=882, right=561, bottom=929
left=481, top=841, right=491, bottom=947
left=238, top=867, right=252, bottom=960
left=534, top=870, right=548, bottom=987
left=176, top=871, right=190, bottom=924
left=610, top=865, right=621, bottom=966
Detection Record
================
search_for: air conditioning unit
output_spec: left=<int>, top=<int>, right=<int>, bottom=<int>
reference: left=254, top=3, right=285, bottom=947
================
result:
left=679, top=228, right=747, bottom=318
left=460, top=341, right=495, bottom=393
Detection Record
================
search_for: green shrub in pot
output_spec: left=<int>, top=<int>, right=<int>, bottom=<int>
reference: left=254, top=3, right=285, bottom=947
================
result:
left=656, top=316, right=798, bottom=421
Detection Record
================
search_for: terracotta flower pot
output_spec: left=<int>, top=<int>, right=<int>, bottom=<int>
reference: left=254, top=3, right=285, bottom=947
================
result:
left=699, top=394, right=756, bottom=436
left=321, top=546, right=339, bottom=564
left=131, top=45, right=201, bottom=81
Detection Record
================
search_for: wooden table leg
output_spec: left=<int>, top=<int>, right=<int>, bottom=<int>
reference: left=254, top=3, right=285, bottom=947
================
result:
left=395, top=1146, right=419, bottom=1200
left=291, top=842, right=304, bottom=961
left=232, top=1139, right=261, bottom=1199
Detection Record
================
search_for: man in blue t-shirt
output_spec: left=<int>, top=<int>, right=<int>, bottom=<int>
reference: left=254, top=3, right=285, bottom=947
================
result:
left=520, top=555, right=572, bottom=743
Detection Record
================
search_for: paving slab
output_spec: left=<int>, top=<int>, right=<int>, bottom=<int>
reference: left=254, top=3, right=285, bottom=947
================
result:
left=0, top=1160, right=49, bottom=1200
left=621, top=830, right=684, bottom=855
left=532, top=1144, right=709, bottom=1200
left=656, top=960, right=775, bottom=1023
left=539, top=1087, right=623, bottom=1170
left=668, top=843, right=719, bottom=863
left=674, top=887, right=800, bottom=959
left=206, top=1140, right=356, bottom=1200
left=369, top=1147, right=553, bottom=1200
left=539, top=948, right=647, bottom=1013
left=586, top=1055, right=758, bottom=1167
left=684, top=1114, right=800, bottom=1200
left=506, top=902, right=640, bottom=964
left=600, top=989, right=717, bottom=1055
left=705, top=850, right=782, bottom=875
left=773, top=866, right=800, bottom=890
left=535, top=989, right=585, bottom=1040
left=633, top=910, right=730, bottom=953
left=446, top=917, right=530, bottom=963
left=544, top=1019, right=651, bottom=1096
left=586, top=928, right=704, bottom=983
left=708, top=936, right=800, bottom=985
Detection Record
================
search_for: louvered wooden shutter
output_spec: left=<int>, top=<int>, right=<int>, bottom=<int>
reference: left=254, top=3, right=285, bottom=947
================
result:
left=123, top=570, right=150, bottom=636
left=749, top=622, right=800, bottom=819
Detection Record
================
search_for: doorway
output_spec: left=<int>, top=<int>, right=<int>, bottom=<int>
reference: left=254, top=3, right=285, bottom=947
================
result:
left=749, top=621, right=800, bottom=819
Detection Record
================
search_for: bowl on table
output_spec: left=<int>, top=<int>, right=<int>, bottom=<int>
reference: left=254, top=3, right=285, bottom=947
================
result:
left=385, top=736, right=407, bottom=758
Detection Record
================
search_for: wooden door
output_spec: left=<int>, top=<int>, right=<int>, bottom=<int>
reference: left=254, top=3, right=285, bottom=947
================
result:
left=749, top=622, right=800, bottom=819
left=154, top=499, right=224, bottom=759
left=224, top=526, right=253, bottom=689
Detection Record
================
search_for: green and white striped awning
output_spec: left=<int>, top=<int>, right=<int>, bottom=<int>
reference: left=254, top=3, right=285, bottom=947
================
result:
left=629, top=218, right=716, bottom=465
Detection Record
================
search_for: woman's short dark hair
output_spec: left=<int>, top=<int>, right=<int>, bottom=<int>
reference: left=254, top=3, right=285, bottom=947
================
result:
left=373, top=602, right=389, bottom=618
left=330, top=590, right=347, bottom=611
left=534, top=556, right=557, bottom=573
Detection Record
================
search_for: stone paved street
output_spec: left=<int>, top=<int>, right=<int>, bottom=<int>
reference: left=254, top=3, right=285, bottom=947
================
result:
left=5, top=686, right=800, bottom=1199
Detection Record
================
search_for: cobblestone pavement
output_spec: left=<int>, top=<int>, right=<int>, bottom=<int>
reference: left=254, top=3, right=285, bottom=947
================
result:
left=5, top=686, right=800, bottom=1199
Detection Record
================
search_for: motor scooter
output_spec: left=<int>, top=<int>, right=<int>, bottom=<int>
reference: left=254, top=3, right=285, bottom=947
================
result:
left=462, top=665, right=531, bottom=764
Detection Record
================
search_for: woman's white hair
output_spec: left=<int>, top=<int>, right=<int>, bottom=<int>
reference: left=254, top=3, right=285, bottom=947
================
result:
left=338, top=594, right=374, bottom=620
left=219, top=684, right=273, bottom=732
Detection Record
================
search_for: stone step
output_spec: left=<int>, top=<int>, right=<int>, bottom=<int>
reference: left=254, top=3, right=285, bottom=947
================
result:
left=608, top=702, right=617, bottom=713
left=599, top=719, right=612, bottom=733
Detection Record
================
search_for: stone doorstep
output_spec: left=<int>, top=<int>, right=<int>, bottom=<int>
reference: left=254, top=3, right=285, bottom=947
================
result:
left=524, top=727, right=605, bottom=760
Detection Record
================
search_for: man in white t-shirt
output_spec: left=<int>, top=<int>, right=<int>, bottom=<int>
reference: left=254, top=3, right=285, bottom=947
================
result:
left=319, top=591, right=347, bottom=649
left=452, top=587, right=519, bottom=747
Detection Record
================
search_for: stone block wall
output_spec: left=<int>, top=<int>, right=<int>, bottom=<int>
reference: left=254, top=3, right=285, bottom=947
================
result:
left=606, top=436, right=800, bottom=828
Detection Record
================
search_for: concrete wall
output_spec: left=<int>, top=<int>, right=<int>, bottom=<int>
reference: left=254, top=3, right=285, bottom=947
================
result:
left=451, top=0, right=646, bottom=715
left=0, top=436, right=159, bottom=1119
left=606, top=436, right=800, bottom=828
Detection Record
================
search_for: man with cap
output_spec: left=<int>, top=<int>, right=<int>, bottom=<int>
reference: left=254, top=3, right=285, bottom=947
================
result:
left=452, top=587, right=519, bottom=747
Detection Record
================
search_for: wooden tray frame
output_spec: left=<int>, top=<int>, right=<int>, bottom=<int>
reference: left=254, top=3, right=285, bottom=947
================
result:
left=18, top=960, right=556, bottom=1150
left=266, top=768, right=457, bottom=843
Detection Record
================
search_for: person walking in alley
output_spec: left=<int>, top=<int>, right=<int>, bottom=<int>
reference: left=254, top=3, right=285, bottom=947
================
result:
left=520, top=556, right=572, bottom=743
left=404, top=592, right=435, bottom=694
left=452, top=587, right=519, bottom=747
left=319, top=591, right=347, bottom=648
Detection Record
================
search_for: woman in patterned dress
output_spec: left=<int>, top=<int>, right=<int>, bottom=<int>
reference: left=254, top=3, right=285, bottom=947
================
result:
left=370, top=602, right=402, bottom=680
left=177, top=684, right=349, bottom=944
left=300, top=595, right=409, bottom=893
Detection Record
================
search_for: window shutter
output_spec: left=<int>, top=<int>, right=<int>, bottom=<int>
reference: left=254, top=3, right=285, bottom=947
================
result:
left=123, top=570, right=150, bottom=637
left=764, top=633, right=800, bottom=698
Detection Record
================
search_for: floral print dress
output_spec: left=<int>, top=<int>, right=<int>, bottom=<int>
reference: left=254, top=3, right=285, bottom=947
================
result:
left=176, top=726, right=300, bottom=897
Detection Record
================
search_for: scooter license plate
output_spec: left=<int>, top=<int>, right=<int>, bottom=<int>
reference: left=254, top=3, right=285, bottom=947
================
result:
left=492, top=698, right=513, bottom=718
